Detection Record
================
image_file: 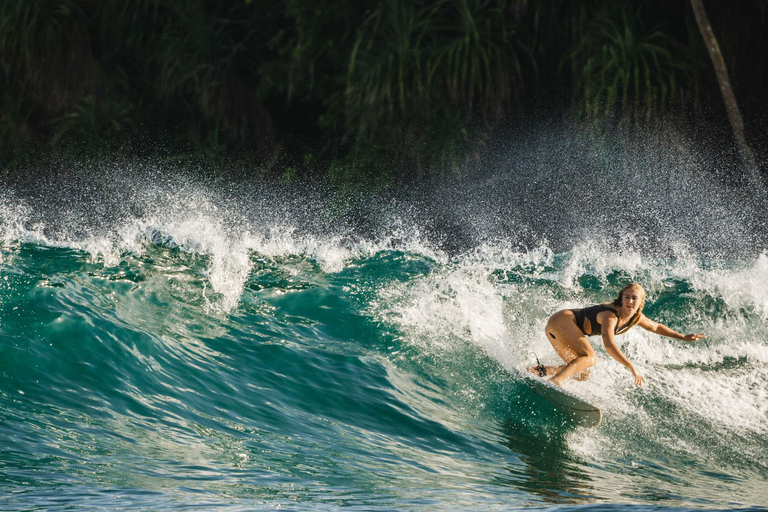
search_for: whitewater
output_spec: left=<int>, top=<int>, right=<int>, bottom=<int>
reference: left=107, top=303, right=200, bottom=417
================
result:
left=2, top=128, right=768, bottom=511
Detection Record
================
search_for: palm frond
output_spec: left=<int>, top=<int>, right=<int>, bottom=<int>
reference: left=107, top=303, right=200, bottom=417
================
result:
left=566, top=1, right=694, bottom=121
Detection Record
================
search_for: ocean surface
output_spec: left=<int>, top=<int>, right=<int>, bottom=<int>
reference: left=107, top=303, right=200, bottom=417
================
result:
left=2, top=134, right=768, bottom=511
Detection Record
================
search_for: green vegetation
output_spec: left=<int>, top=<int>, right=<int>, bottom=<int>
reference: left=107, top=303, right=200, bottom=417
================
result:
left=566, top=1, right=693, bottom=121
left=1, top=0, right=767, bottom=185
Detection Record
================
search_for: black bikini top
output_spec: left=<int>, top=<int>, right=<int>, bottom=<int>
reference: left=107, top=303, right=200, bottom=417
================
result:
left=572, top=304, right=631, bottom=336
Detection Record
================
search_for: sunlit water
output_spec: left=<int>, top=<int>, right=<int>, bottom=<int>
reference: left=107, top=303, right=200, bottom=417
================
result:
left=2, top=130, right=768, bottom=511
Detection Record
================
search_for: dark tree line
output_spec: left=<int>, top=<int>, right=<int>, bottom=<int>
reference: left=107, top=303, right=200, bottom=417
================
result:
left=2, top=0, right=767, bottom=187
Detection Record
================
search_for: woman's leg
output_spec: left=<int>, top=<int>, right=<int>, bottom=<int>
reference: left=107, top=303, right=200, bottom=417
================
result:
left=541, top=310, right=597, bottom=386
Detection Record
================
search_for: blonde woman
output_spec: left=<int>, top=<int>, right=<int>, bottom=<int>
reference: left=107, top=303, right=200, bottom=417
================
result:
left=531, top=283, right=706, bottom=387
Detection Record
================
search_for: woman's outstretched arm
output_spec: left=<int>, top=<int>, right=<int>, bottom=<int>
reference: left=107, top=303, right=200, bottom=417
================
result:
left=637, top=315, right=706, bottom=342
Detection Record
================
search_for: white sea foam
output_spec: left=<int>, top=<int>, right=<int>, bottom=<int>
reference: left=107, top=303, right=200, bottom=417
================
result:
left=371, top=238, right=768, bottom=440
left=647, top=364, right=768, bottom=434
left=689, top=252, right=768, bottom=319
left=373, top=242, right=552, bottom=361
left=1, top=177, right=451, bottom=313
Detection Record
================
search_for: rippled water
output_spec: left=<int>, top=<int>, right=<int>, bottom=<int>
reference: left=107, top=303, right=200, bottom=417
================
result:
left=2, top=131, right=768, bottom=511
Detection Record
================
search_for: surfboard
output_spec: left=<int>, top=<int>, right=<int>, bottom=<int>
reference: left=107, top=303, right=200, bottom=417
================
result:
left=519, top=370, right=602, bottom=428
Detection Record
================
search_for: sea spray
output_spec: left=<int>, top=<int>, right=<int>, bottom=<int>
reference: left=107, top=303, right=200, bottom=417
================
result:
left=3, top=126, right=768, bottom=510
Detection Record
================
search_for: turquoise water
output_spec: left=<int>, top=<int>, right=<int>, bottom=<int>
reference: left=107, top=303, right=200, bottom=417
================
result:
left=2, top=150, right=768, bottom=510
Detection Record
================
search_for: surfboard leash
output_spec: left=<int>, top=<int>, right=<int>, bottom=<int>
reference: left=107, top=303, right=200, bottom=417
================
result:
left=531, top=352, right=547, bottom=378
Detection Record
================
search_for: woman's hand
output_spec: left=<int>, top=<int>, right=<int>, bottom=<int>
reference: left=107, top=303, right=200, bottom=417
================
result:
left=682, top=333, right=706, bottom=342
left=631, top=366, right=646, bottom=387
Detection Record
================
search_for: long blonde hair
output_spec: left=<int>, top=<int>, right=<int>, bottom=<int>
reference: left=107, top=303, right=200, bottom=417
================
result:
left=611, top=283, right=646, bottom=334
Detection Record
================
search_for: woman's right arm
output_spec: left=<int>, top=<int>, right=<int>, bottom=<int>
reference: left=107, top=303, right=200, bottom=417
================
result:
left=600, top=313, right=646, bottom=386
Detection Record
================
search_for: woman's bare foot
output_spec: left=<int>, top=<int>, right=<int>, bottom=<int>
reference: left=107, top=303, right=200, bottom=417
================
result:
left=548, top=375, right=564, bottom=387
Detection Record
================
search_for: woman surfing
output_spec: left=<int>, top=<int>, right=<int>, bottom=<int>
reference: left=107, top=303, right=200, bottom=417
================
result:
left=531, top=283, right=706, bottom=387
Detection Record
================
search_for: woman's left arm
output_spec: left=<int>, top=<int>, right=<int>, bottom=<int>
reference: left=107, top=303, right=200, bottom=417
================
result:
left=637, top=314, right=706, bottom=342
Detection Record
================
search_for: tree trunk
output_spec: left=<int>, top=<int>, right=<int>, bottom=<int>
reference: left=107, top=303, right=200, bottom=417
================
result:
left=690, top=0, right=764, bottom=197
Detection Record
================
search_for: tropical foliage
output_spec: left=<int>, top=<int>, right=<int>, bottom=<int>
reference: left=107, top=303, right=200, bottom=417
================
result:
left=565, top=2, right=693, bottom=120
left=341, top=0, right=532, bottom=177
left=1, top=0, right=767, bottom=182
left=346, top=0, right=529, bottom=133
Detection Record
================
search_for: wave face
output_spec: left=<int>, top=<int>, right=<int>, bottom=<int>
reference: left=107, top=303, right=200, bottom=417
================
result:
left=2, top=131, right=768, bottom=511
